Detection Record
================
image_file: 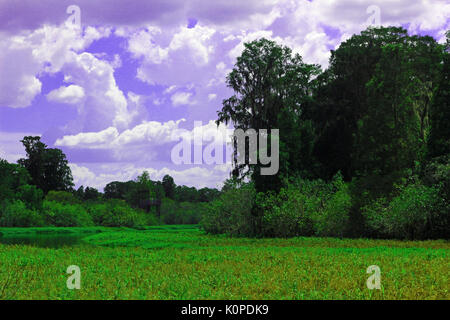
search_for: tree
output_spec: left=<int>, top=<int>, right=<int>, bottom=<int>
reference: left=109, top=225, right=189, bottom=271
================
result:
left=18, top=136, right=74, bottom=194
left=428, top=31, right=450, bottom=158
left=217, top=38, right=320, bottom=193
left=104, top=181, right=134, bottom=199
left=125, top=171, right=156, bottom=207
left=0, top=159, right=30, bottom=203
left=312, top=27, right=443, bottom=183
left=84, top=187, right=101, bottom=201
left=162, top=175, right=176, bottom=199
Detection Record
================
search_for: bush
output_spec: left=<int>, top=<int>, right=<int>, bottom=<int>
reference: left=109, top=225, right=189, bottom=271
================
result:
left=87, top=199, right=158, bottom=228
left=160, top=198, right=205, bottom=224
left=258, top=185, right=316, bottom=237
left=43, top=201, right=93, bottom=227
left=45, top=191, right=79, bottom=205
left=0, top=200, right=44, bottom=227
left=312, top=174, right=351, bottom=238
left=362, top=183, right=449, bottom=240
left=17, top=184, right=44, bottom=210
left=201, top=182, right=255, bottom=236
left=257, top=173, right=350, bottom=238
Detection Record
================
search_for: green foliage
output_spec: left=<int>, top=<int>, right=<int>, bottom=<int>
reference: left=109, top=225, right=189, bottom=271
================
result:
left=217, top=38, right=321, bottom=193
left=86, top=199, right=158, bottom=228
left=162, top=175, right=175, bottom=199
left=201, top=183, right=255, bottom=236
left=362, top=183, right=449, bottom=240
left=17, top=184, right=44, bottom=211
left=0, top=200, right=44, bottom=227
left=428, top=32, right=450, bottom=158
left=160, top=198, right=205, bottom=224
left=42, top=201, right=94, bottom=227
left=313, top=174, right=351, bottom=238
left=18, top=136, right=74, bottom=193
left=0, top=159, right=30, bottom=203
left=256, top=173, right=350, bottom=238
left=45, top=190, right=79, bottom=205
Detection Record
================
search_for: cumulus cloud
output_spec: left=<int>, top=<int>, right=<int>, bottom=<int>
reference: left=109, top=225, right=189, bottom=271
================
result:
left=70, top=163, right=230, bottom=190
left=0, top=24, right=109, bottom=109
left=0, top=39, right=42, bottom=108
left=171, top=91, right=194, bottom=106
left=47, top=85, right=85, bottom=104
left=56, top=119, right=231, bottom=150
left=61, top=51, right=135, bottom=131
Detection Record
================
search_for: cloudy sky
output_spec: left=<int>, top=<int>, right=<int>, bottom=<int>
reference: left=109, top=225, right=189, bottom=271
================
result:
left=0, top=0, right=448, bottom=190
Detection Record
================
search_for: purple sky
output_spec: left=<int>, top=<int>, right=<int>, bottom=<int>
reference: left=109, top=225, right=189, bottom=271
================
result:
left=0, top=0, right=448, bottom=190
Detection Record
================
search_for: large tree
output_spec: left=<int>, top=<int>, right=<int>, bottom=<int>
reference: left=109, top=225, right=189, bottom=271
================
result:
left=0, top=159, right=30, bottom=203
left=428, top=31, right=450, bottom=159
left=18, top=136, right=74, bottom=194
left=217, top=38, right=320, bottom=193
left=312, top=27, right=444, bottom=183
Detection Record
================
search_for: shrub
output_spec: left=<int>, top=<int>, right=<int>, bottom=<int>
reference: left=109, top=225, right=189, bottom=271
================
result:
left=258, top=186, right=316, bottom=237
left=312, top=174, right=351, bottom=238
left=362, top=183, right=448, bottom=240
left=161, top=198, right=205, bottom=225
left=0, top=200, right=44, bottom=227
left=91, top=199, right=158, bottom=228
left=45, top=191, right=79, bottom=205
left=85, top=202, right=110, bottom=225
left=17, top=184, right=44, bottom=210
left=255, top=173, right=350, bottom=238
left=43, top=201, right=93, bottom=227
left=201, top=182, right=255, bottom=236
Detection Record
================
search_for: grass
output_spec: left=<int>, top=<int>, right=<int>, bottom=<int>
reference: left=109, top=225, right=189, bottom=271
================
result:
left=0, top=225, right=448, bottom=300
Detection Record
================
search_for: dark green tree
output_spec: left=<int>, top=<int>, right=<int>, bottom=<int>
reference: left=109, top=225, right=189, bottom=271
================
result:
left=217, top=38, right=320, bottom=193
left=162, top=174, right=176, bottom=199
left=0, top=159, right=30, bottom=203
left=429, top=31, right=450, bottom=158
left=18, top=136, right=74, bottom=194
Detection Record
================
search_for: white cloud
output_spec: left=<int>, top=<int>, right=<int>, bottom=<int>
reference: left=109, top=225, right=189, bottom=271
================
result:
left=171, top=91, right=194, bottom=106
left=0, top=39, right=42, bottom=108
left=55, top=119, right=231, bottom=152
left=47, top=85, right=85, bottom=105
left=70, top=162, right=230, bottom=190
left=61, top=52, right=137, bottom=131
left=0, top=24, right=110, bottom=109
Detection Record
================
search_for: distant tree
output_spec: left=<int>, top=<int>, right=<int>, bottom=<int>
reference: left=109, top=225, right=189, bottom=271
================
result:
left=104, top=181, right=130, bottom=199
left=162, top=175, right=176, bottom=199
left=198, top=187, right=220, bottom=202
left=18, top=136, right=74, bottom=194
left=0, top=159, right=30, bottom=203
left=153, top=181, right=165, bottom=200
left=125, top=171, right=156, bottom=207
left=84, top=187, right=101, bottom=201
left=75, top=186, right=85, bottom=199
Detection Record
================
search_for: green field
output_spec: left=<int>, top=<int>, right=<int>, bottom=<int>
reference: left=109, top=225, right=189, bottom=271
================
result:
left=0, top=225, right=448, bottom=300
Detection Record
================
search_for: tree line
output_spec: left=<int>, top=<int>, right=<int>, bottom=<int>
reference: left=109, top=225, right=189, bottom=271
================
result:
left=202, top=27, right=449, bottom=240
left=0, top=136, right=220, bottom=227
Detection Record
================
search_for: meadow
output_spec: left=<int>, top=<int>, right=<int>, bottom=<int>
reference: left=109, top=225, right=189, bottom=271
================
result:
left=0, top=225, right=448, bottom=300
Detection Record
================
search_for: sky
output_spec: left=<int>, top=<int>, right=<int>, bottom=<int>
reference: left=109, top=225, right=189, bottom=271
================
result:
left=0, top=0, right=449, bottom=190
